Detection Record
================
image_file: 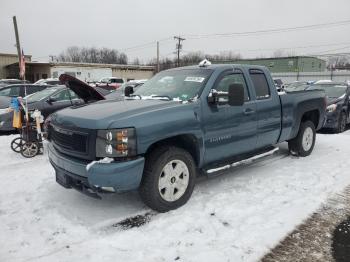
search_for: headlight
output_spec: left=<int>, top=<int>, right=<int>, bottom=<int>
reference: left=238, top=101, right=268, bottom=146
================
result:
left=326, top=104, right=337, bottom=113
left=96, top=128, right=137, bottom=158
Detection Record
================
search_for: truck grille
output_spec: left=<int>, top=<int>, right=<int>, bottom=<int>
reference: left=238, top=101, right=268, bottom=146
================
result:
left=50, top=125, right=88, bottom=154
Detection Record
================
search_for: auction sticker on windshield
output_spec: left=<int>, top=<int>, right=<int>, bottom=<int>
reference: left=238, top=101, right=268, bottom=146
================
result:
left=184, top=76, right=205, bottom=83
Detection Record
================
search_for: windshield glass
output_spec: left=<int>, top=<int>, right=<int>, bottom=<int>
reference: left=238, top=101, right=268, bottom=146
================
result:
left=308, top=84, right=347, bottom=98
left=26, top=87, right=60, bottom=102
left=133, top=69, right=213, bottom=101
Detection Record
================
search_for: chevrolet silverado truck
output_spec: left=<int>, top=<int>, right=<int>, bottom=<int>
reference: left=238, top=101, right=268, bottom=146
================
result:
left=47, top=64, right=326, bottom=212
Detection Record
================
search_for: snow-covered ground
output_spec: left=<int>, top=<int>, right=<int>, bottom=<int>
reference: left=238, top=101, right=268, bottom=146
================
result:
left=1, top=132, right=350, bottom=262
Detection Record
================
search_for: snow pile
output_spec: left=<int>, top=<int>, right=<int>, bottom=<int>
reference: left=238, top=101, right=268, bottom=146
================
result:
left=1, top=133, right=350, bottom=261
left=86, top=157, right=114, bottom=171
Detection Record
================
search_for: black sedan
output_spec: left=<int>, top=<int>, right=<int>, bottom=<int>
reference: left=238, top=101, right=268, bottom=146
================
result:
left=308, top=82, right=350, bottom=133
left=0, top=84, right=53, bottom=106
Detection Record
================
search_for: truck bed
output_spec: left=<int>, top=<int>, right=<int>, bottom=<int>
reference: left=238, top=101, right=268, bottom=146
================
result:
left=278, top=89, right=326, bottom=143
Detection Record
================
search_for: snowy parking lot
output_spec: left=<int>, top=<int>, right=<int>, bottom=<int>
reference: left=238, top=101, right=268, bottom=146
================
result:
left=1, top=131, right=350, bottom=262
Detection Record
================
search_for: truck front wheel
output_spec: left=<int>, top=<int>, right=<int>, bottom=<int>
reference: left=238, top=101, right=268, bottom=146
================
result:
left=288, top=120, right=316, bottom=157
left=139, top=146, right=196, bottom=212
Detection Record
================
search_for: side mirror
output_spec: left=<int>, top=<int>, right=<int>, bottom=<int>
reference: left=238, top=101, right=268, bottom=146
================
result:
left=46, top=97, right=57, bottom=104
left=207, top=90, right=218, bottom=104
left=124, top=85, right=134, bottom=97
left=207, top=84, right=244, bottom=106
left=228, top=84, right=244, bottom=106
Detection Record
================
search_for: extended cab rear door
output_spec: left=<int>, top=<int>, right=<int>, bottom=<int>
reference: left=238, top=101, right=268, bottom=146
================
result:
left=248, top=69, right=281, bottom=148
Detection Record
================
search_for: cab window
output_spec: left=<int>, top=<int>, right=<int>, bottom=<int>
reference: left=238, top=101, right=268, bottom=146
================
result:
left=216, top=73, right=250, bottom=102
left=249, top=69, right=271, bottom=100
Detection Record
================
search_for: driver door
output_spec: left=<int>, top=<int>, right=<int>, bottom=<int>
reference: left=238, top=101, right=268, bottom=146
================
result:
left=202, top=70, right=258, bottom=165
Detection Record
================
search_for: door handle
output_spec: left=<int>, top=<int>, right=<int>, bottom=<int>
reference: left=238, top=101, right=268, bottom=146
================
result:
left=243, top=108, right=255, bottom=115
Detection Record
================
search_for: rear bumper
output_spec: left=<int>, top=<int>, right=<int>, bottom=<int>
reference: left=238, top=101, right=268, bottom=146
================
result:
left=48, top=143, right=145, bottom=194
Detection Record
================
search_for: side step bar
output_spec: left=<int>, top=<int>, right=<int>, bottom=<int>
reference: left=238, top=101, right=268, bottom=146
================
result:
left=205, top=147, right=279, bottom=175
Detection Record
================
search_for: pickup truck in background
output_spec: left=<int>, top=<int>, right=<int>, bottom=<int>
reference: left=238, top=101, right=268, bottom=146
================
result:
left=47, top=64, right=326, bottom=212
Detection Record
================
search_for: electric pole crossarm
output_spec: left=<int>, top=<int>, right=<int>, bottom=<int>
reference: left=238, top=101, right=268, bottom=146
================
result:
left=174, top=36, right=185, bottom=67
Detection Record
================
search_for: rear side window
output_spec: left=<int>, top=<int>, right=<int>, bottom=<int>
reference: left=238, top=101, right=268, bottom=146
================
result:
left=9, top=86, right=21, bottom=97
left=26, top=86, right=43, bottom=95
left=112, top=78, right=124, bottom=83
left=249, top=70, right=270, bottom=100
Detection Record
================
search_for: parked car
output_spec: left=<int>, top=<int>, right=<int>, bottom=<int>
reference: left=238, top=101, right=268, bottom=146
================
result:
left=47, top=63, right=326, bottom=212
left=284, top=81, right=312, bottom=92
left=0, top=84, right=54, bottom=117
left=307, top=82, right=350, bottom=133
left=96, top=77, right=124, bottom=90
left=34, top=78, right=60, bottom=85
left=0, top=79, right=30, bottom=88
left=0, top=77, right=105, bottom=131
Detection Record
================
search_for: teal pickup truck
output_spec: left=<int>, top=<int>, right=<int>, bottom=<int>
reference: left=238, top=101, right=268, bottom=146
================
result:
left=47, top=63, right=326, bottom=212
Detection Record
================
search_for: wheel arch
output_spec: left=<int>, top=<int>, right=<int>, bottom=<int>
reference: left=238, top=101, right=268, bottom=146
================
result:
left=301, top=109, right=320, bottom=129
left=144, top=134, right=202, bottom=167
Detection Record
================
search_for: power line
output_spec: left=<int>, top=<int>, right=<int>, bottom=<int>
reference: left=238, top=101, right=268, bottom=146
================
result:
left=181, top=41, right=350, bottom=56
left=183, top=19, right=350, bottom=40
left=119, top=37, right=173, bottom=52
left=307, top=45, right=350, bottom=55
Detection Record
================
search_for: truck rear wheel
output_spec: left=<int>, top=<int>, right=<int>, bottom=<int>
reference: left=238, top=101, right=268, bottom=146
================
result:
left=288, top=120, right=316, bottom=157
left=139, top=146, right=196, bottom=212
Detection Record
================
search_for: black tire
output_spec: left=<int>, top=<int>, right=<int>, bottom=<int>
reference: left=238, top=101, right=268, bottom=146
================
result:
left=139, top=146, right=196, bottom=212
left=335, top=111, right=347, bottom=133
left=288, top=120, right=316, bottom=157
left=20, top=142, right=39, bottom=158
left=10, top=137, right=24, bottom=153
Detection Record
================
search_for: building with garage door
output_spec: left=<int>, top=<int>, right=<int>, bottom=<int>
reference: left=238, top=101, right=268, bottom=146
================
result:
left=5, top=61, right=155, bottom=83
left=0, top=53, right=31, bottom=79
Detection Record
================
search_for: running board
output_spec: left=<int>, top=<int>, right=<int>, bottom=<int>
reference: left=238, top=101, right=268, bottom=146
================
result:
left=204, top=147, right=279, bottom=175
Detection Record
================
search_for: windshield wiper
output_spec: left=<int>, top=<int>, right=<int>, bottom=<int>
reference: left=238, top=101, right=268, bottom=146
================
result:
left=149, top=95, right=171, bottom=100
left=126, top=94, right=142, bottom=100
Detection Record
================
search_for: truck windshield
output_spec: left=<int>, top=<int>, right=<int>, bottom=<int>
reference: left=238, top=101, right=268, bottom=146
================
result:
left=133, top=69, right=213, bottom=101
left=308, top=84, right=347, bottom=98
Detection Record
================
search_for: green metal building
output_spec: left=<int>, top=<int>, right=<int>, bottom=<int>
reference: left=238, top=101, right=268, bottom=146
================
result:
left=219, top=56, right=326, bottom=73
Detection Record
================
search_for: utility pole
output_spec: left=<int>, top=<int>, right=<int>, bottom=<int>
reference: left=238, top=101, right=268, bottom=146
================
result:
left=174, top=36, right=185, bottom=67
left=156, top=41, right=160, bottom=73
left=13, top=16, right=22, bottom=79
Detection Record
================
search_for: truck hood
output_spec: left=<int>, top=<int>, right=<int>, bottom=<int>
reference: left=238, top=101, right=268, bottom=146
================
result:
left=51, top=99, right=189, bottom=129
left=59, top=74, right=105, bottom=103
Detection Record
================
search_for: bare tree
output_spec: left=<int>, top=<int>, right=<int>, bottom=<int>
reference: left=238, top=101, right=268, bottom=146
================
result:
left=57, top=46, right=128, bottom=64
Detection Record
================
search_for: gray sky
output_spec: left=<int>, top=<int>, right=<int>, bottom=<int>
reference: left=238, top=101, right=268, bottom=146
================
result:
left=1, top=0, right=350, bottom=63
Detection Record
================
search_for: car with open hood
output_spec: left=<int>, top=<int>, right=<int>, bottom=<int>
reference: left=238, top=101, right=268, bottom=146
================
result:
left=0, top=75, right=105, bottom=131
